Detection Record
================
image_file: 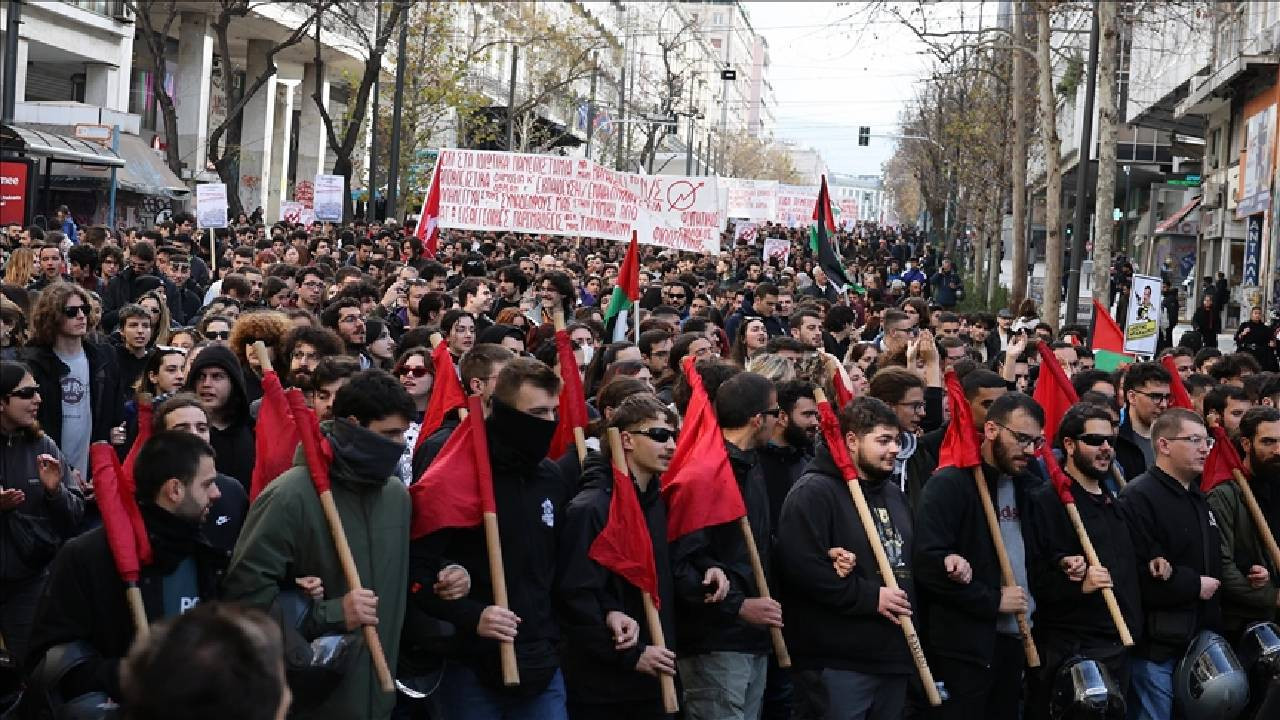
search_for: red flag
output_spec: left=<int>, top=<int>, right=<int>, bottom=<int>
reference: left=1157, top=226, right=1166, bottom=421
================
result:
left=660, top=356, right=746, bottom=540
left=832, top=369, right=854, bottom=410
left=414, top=158, right=442, bottom=257
left=937, top=370, right=983, bottom=470
left=549, top=330, right=589, bottom=459
left=1039, top=446, right=1076, bottom=506
left=617, top=231, right=641, bottom=302
left=416, top=342, right=467, bottom=451
left=411, top=396, right=495, bottom=538
left=1160, top=355, right=1194, bottom=410
left=123, top=399, right=152, bottom=481
left=90, top=443, right=153, bottom=582
left=816, top=397, right=858, bottom=482
left=1091, top=299, right=1126, bottom=353
left=284, top=389, right=333, bottom=494
left=1033, top=342, right=1080, bottom=445
left=1201, top=425, right=1247, bottom=493
left=587, top=465, right=661, bottom=607
left=250, top=370, right=300, bottom=502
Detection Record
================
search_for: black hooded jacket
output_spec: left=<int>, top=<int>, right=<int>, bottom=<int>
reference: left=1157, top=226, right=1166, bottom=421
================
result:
left=184, top=345, right=255, bottom=491
left=25, top=503, right=224, bottom=699
left=776, top=445, right=916, bottom=675
left=757, top=440, right=813, bottom=534
left=556, top=454, right=675, bottom=704
left=669, top=441, right=773, bottom=656
left=408, top=399, right=570, bottom=697
left=21, top=340, right=122, bottom=465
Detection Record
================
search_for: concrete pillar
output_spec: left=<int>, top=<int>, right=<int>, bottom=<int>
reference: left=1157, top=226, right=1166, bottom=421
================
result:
left=83, top=64, right=118, bottom=110
left=296, top=62, right=329, bottom=185
left=268, top=80, right=298, bottom=222
left=114, top=32, right=133, bottom=113
left=175, top=12, right=213, bottom=177
left=239, top=39, right=277, bottom=215
left=1, top=34, right=30, bottom=107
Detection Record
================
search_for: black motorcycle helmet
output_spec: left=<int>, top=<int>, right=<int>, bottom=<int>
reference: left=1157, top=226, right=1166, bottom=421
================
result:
left=22, top=642, right=118, bottom=720
left=1238, top=621, right=1280, bottom=681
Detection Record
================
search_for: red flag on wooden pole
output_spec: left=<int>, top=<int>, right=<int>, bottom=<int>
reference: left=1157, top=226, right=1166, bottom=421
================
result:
left=1160, top=355, right=1194, bottom=410
left=1033, top=342, right=1079, bottom=445
left=1202, top=425, right=1247, bottom=493
left=416, top=341, right=467, bottom=450
left=937, top=370, right=982, bottom=470
left=549, top=325, right=589, bottom=460
left=250, top=370, right=299, bottom=501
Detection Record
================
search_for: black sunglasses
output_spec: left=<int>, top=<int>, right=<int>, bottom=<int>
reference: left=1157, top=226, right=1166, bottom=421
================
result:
left=8, top=386, right=39, bottom=399
left=63, top=305, right=88, bottom=318
left=630, top=427, right=678, bottom=443
left=1075, top=434, right=1116, bottom=447
left=206, top=330, right=231, bottom=340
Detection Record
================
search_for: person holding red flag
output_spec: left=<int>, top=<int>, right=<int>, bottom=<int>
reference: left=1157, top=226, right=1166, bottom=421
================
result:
left=408, top=357, right=571, bottom=718
left=223, top=370, right=418, bottom=719
left=1024, top=403, right=1142, bottom=719
left=914, top=392, right=1043, bottom=720
left=776, top=396, right=917, bottom=719
left=669, top=370, right=781, bottom=720
left=1116, top=407, right=1223, bottom=720
left=557, top=394, right=678, bottom=719
left=1206, top=406, right=1280, bottom=642
left=25, top=431, right=222, bottom=707
left=410, top=344, right=515, bottom=478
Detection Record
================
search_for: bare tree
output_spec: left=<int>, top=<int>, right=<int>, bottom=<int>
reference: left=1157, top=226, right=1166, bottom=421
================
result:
left=1091, top=1, right=1119, bottom=306
left=1035, top=2, right=1064, bottom=328
left=206, top=0, right=323, bottom=218
left=309, top=0, right=408, bottom=222
left=1010, top=0, right=1030, bottom=311
left=125, top=0, right=183, bottom=177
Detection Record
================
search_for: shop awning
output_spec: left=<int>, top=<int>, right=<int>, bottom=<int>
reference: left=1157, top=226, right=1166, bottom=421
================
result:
left=113, top=134, right=189, bottom=197
left=0, top=124, right=124, bottom=167
left=1155, top=195, right=1202, bottom=234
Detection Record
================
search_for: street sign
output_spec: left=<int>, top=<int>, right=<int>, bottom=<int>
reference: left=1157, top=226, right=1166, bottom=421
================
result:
left=1244, top=214, right=1262, bottom=286
left=721, top=69, right=736, bottom=81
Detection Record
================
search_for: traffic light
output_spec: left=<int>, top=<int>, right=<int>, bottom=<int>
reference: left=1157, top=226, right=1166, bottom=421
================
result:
left=858, top=127, right=870, bottom=146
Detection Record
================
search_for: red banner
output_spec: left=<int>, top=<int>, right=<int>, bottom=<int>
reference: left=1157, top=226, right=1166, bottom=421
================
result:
left=0, top=160, right=32, bottom=226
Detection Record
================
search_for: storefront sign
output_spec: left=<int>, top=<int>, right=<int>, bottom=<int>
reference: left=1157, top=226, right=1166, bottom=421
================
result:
left=0, top=160, right=33, bottom=226
left=1245, top=214, right=1262, bottom=286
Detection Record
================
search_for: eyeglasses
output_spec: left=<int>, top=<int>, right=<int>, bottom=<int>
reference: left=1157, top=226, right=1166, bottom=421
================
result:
left=301, top=280, right=325, bottom=289
left=63, top=305, right=88, bottom=318
left=7, top=386, right=39, bottom=400
left=995, top=423, right=1047, bottom=451
left=206, top=330, right=231, bottom=340
left=170, top=263, right=190, bottom=272
left=759, top=407, right=784, bottom=419
left=399, top=366, right=430, bottom=378
left=1132, top=390, right=1172, bottom=405
left=1074, top=433, right=1115, bottom=448
left=1167, top=435, right=1208, bottom=447
left=895, top=401, right=926, bottom=413
left=155, top=345, right=188, bottom=355
left=630, top=427, right=678, bottom=443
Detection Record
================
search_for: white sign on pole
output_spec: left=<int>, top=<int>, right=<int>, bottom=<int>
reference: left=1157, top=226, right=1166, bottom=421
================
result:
left=1123, top=273, right=1163, bottom=356
left=775, top=184, right=819, bottom=226
left=724, top=178, right=778, bottom=220
left=280, top=201, right=304, bottom=224
left=313, top=174, right=344, bottom=221
left=196, top=184, right=228, bottom=229
left=735, top=221, right=759, bottom=245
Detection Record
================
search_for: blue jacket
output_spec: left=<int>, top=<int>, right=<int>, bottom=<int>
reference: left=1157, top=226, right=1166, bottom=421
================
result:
left=62, top=217, right=79, bottom=244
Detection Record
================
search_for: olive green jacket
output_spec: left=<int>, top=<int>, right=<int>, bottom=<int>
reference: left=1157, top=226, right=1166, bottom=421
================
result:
left=1207, top=481, right=1280, bottom=634
left=223, top=447, right=410, bottom=720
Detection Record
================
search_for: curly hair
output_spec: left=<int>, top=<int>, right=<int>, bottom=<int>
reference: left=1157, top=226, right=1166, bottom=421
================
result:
left=28, top=282, right=99, bottom=347
left=3, top=247, right=35, bottom=287
left=228, top=310, right=293, bottom=369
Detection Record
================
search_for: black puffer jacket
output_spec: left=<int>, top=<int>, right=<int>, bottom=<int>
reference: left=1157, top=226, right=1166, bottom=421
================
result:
left=556, top=454, right=675, bottom=704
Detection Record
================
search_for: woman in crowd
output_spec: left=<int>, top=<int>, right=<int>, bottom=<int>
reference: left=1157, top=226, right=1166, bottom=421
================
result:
left=137, top=288, right=173, bottom=347
left=394, top=346, right=433, bottom=482
left=3, top=248, right=35, bottom=288
left=729, top=316, right=769, bottom=366
left=1, top=295, right=26, bottom=362
left=365, top=318, right=396, bottom=371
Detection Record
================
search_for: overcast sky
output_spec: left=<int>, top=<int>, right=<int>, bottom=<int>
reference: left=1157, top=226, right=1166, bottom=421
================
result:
left=745, top=2, right=966, bottom=178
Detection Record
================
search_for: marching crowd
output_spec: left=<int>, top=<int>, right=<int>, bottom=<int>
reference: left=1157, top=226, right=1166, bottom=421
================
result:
left=0, top=215, right=1277, bottom=720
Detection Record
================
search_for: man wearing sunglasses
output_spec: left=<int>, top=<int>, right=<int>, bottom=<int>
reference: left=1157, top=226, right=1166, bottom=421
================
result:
left=21, top=283, right=122, bottom=481
left=914, top=392, right=1043, bottom=720
left=1115, top=362, right=1173, bottom=482
left=557, top=395, right=680, bottom=717
left=1024, top=403, right=1141, bottom=718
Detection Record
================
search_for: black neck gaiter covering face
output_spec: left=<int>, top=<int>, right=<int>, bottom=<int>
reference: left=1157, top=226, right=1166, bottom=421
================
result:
left=487, top=398, right=558, bottom=470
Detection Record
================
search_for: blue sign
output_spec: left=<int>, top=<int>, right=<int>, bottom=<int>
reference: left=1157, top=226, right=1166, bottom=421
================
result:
left=1244, top=214, right=1262, bottom=286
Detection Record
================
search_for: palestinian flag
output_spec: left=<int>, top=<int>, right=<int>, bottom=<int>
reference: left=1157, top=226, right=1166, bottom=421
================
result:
left=605, top=231, right=640, bottom=341
left=809, top=175, right=853, bottom=294
left=1089, top=299, right=1134, bottom=371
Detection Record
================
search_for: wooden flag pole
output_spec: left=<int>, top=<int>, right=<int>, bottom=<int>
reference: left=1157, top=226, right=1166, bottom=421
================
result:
left=126, top=584, right=150, bottom=643
left=972, top=465, right=1041, bottom=667
left=1062, top=502, right=1134, bottom=647
left=737, top=516, right=791, bottom=668
left=606, top=428, right=678, bottom=713
left=553, top=310, right=589, bottom=463
left=253, top=341, right=274, bottom=374
left=1231, top=468, right=1280, bottom=572
left=814, top=391, right=941, bottom=704
left=1110, top=464, right=1126, bottom=488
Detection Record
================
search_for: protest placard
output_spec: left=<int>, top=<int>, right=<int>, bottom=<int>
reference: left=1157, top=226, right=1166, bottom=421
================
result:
left=196, top=184, right=228, bottom=228
left=314, top=174, right=344, bottom=221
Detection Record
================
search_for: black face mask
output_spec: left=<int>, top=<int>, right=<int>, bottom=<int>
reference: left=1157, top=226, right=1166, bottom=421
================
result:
left=328, top=417, right=405, bottom=483
left=487, top=397, right=558, bottom=468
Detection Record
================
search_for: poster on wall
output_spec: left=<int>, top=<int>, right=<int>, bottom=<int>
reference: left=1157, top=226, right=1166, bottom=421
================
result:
left=1123, top=274, right=1163, bottom=356
left=1238, top=104, right=1275, bottom=218
left=196, top=183, right=228, bottom=228
left=313, top=174, right=344, bottom=221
